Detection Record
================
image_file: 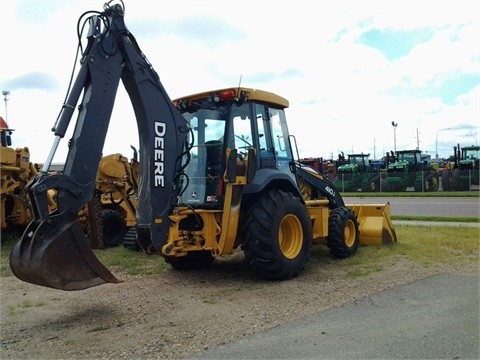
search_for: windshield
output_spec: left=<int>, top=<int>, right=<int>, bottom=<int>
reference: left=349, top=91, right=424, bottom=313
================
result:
left=398, top=152, right=420, bottom=164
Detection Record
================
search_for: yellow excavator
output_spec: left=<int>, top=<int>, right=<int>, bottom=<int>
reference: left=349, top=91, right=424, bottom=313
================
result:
left=10, top=1, right=396, bottom=291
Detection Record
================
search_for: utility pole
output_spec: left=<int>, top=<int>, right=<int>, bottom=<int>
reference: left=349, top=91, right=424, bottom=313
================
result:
left=416, top=128, right=421, bottom=150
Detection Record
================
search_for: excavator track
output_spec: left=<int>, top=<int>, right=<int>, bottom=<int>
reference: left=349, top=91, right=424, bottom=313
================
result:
left=122, top=227, right=140, bottom=251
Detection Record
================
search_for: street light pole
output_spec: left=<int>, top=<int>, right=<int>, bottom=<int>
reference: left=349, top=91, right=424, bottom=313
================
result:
left=2, top=90, right=10, bottom=123
left=464, top=134, right=478, bottom=146
left=391, top=121, right=398, bottom=153
left=435, top=127, right=452, bottom=160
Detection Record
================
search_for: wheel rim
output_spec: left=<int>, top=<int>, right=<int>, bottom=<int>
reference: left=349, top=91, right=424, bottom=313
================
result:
left=344, top=219, right=356, bottom=248
left=278, top=214, right=303, bottom=259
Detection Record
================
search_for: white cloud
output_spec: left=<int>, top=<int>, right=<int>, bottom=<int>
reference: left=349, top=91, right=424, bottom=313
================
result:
left=1, top=0, right=478, bottom=164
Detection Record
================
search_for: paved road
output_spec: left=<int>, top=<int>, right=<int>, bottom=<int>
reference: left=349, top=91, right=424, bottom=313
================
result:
left=189, top=273, right=479, bottom=360
left=343, top=196, right=479, bottom=218
left=189, top=198, right=479, bottom=359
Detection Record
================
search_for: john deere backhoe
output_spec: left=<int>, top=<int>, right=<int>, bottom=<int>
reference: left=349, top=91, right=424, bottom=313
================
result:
left=10, top=1, right=396, bottom=291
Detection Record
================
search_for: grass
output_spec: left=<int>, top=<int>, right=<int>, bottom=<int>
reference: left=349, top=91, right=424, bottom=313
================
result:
left=95, top=246, right=169, bottom=276
left=1, top=225, right=478, bottom=281
left=393, top=215, right=479, bottom=223
left=395, top=226, right=479, bottom=265
left=310, top=225, right=479, bottom=278
left=0, top=234, right=170, bottom=278
left=5, top=299, right=47, bottom=315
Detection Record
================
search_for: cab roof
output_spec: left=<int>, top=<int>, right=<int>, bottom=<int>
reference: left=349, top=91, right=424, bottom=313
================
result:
left=174, top=87, right=289, bottom=109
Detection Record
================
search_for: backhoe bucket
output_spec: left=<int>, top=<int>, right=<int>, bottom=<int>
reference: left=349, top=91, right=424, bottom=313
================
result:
left=10, top=218, right=121, bottom=291
left=347, top=203, right=398, bottom=246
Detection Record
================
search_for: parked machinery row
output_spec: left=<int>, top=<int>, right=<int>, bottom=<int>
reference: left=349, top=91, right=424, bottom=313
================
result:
left=304, top=144, right=479, bottom=193
left=441, top=144, right=479, bottom=191
left=1, top=117, right=139, bottom=249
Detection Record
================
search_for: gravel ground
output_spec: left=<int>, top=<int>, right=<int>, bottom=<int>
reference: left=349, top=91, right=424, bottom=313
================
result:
left=1, top=249, right=477, bottom=360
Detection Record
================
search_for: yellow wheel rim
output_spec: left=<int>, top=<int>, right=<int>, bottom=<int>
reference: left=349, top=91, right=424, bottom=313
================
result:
left=344, top=219, right=356, bottom=248
left=278, top=214, right=303, bottom=259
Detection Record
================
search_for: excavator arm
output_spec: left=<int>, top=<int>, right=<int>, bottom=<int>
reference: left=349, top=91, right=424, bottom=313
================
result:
left=10, top=1, right=190, bottom=290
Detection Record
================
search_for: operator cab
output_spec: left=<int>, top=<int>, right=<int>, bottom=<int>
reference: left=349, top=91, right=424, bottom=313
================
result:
left=175, top=88, right=294, bottom=208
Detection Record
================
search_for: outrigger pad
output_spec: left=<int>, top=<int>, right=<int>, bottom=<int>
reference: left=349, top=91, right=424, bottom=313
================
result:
left=10, top=219, right=122, bottom=291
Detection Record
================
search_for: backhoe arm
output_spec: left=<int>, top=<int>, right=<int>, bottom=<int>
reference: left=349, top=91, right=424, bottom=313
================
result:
left=10, top=2, right=190, bottom=290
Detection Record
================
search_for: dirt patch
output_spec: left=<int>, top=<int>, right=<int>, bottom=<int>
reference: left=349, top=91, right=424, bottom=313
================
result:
left=1, top=251, right=477, bottom=360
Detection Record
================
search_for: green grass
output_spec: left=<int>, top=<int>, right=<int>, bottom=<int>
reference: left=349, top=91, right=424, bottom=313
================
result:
left=95, top=246, right=169, bottom=276
left=5, top=299, right=46, bottom=315
left=0, top=235, right=170, bottom=278
left=2, top=225, right=478, bottom=281
left=392, top=215, right=479, bottom=223
left=310, top=225, right=479, bottom=278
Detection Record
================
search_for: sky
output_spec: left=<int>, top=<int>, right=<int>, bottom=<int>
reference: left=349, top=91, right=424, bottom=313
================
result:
left=1, top=0, right=479, bottom=164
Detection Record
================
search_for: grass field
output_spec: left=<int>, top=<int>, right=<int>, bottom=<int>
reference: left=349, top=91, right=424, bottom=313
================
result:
left=2, top=224, right=478, bottom=279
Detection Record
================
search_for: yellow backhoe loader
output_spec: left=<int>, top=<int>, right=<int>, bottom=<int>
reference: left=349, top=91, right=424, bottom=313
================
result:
left=80, top=150, right=139, bottom=249
left=10, top=1, right=396, bottom=291
left=1, top=117, right=55, bottom=233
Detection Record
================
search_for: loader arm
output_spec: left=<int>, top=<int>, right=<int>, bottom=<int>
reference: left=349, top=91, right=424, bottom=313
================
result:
left=10, top=2, right=190, bottom=290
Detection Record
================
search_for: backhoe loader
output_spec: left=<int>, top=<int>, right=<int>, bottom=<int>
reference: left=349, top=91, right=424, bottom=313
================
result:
left=1, top=117, right=56, bottom=233
left=79, top=150, right=139, bottom=249
left=10, top=1, right=396, bottom=291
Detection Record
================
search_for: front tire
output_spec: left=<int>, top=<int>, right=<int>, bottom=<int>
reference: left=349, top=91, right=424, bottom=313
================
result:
left=327, top=207, right=360, bottom=259
left=241, top=190, right=312, bottom=280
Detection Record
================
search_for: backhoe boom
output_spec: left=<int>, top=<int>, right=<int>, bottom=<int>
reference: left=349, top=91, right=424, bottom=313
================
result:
left=10, top=2, right=189, bottom=290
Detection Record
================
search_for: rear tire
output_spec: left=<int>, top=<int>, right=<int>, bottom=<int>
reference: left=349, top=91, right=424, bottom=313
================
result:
left=327, top=207, right=360, bottom=259
left=101, top=209, right=126, bottom=247
left=362, top=176, right=380, bottom=192
left=241, top=190, right=312, bottom=280
left=380, top=180, right=390, bottom=192
left=441, top=170, right=452, bottom=191
left=452, top=169, right=468, bottom=191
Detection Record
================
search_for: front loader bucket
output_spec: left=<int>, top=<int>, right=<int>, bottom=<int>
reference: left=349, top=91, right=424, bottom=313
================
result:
left=347, top=203, right=398, bottom=246
left=10, top=218, right=121, bottom=291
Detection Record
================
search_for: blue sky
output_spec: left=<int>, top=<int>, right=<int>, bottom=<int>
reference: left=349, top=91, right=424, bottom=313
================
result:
left=1, top=0, right=478, bottom=163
